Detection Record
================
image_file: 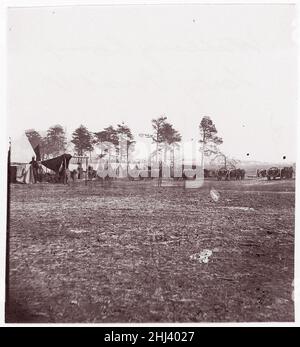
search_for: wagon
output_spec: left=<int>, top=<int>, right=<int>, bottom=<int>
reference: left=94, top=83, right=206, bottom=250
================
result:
left=267, top=167, right=281, bottom=180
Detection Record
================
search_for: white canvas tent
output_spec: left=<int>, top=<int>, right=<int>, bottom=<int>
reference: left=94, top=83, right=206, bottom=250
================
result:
left=11, top=134, right=35, bottom=164
left=10, top=135, right=35, bottom=183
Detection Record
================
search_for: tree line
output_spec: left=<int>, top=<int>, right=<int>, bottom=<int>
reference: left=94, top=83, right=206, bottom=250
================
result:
left=25, top=116, right=223, bottom=164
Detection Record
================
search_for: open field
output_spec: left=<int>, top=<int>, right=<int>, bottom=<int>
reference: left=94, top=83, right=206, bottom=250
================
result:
left=6, top=178, right=295, bottom=322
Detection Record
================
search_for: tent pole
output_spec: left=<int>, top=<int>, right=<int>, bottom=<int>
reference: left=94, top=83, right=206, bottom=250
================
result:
left=5, top=139, right=11, bottom=319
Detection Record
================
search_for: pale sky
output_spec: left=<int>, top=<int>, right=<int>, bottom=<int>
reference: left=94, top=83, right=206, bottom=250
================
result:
left=7, top=4, right=298, bottom=163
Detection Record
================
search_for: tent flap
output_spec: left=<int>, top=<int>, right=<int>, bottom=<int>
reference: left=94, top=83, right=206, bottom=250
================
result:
left=41, top=154, right=72, bottom=172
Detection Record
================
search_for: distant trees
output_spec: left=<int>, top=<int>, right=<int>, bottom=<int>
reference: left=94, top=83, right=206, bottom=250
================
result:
left=25, top=129, right=43, bottom=160
left=161, top=122, right=182, bottom=165
left=71, top=125, right=94, bottom=156
left=25, top=126, right=67, bottom=160
left=151, top=116, right=168, bottom=146
left=44, top=125, right=67, bottom=157
left=151, top=116, right=182, bottom=162
left=161, top=123, right=182, bottom=146
left=94, top=126, right=119, bottom=147
left=210, top=152, right=239, bottom=169
left=116, top=123, right=135, bottom=163
left=22, top=116, right=224, bottom=168
left=23, top=123, right=135, bottom=161
left=116, top=123, right=134, bottom=143
left=94, top=123, right=134, bottom=163
left=199, top=116, right=223, bottom=167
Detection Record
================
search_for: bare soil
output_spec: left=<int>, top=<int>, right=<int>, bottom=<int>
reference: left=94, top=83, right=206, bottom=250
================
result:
left=6, top=178, right=295, bottom=322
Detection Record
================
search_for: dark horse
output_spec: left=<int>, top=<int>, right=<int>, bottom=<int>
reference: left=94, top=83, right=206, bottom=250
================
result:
left=280, top=167, right=293, bottom=179
left=217, top=168, right=229, bottom=181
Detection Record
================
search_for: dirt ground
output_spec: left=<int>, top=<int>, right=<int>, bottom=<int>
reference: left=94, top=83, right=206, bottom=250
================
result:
left=6, top=178, right=295, bottom=322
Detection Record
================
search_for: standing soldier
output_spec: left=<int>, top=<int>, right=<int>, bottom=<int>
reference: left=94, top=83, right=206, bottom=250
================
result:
left=29, top=156, right=39, bottom=183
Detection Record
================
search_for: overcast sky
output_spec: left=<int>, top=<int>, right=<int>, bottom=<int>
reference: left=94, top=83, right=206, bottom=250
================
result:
left=7, top=4, right=297, bottom=163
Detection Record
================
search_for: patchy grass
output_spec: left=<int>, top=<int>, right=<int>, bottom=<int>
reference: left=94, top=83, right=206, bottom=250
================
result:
left=6, top=178, right=295, bottom=322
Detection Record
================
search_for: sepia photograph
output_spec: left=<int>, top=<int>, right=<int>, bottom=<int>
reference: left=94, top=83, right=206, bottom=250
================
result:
left=4, top=2, right=297, bottom=323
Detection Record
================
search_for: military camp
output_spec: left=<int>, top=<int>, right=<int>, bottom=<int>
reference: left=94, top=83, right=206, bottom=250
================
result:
left=6, top=120, right=295, bottom=323
left=6, top=4, right=296, bottom=324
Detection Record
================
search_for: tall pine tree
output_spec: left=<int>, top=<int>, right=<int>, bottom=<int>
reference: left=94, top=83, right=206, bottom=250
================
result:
left=45, top=125, right=67, bottom=157
left=71, top=125, right=94, bottom=156
left=199, top=116, right=223, bottom=167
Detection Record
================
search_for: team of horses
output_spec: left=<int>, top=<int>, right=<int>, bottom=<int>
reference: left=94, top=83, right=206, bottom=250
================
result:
left=131, top=166, right=293, bottom=181
left=214, top=168, right=246, bottom=181
left=257, top=167, right=294, bottom=180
